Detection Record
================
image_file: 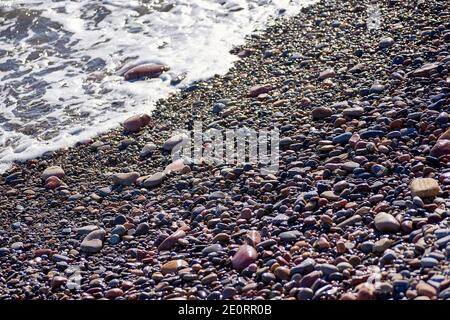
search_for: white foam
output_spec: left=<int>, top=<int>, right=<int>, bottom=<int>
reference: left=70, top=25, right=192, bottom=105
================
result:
left=0, top=0, right=316, bottom=173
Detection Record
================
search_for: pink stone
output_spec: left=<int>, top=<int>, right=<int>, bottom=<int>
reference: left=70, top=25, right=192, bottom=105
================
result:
left=105, top=288, right=124, bottom=299
left=249, top=85, right=272, bottom=97
left=45, top=176, right=62, bottom=189
left=349, top=133, right=360, bottom=148
left=124, top=64, right=168, bottom=80
left=122, top=114, right=151, bottom=132
left=164, top=159, right=185, bottom=173
left=231, top=245, right=258, bottom=270
left=430, top=139, right=450, bottom=158
left=158, top=230, right=186, bottom=251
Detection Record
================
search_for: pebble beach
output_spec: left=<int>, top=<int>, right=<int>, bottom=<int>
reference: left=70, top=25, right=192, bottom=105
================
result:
left=0, top=0, right=449, bottom=300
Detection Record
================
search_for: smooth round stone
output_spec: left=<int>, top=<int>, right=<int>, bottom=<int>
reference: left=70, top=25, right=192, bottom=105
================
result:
left=320, top=191, right=340, bottom=201
left=342, top=161, right=360, bottom=171
left=336, top=262, right=353, bottom=272
left=297, top=288, right=314, bottom=300
left=222, top=287, right=237, bottom=299
left=122, top=114, right=150, bottom=132
left=410, top=178, right=441, bottom=198
left=343, top=107, right=364, bottom=117
left=360, top=130, right=385, bottom=139
left=212, top=103, right=225, bottom=114
left=379, top=37, right=394, bottom=49
left=435, top=229, right=450, bottom=239
left=311, top=107, right=333, bottom=120
left=202, top=244, right=223, bottom=256
left=279, top=231, right=300, bottom=243
left=274, top=267, right=290, bottom=281
left=261, top=272, right=276, bottom=284
left=374, top=212, right=400, bottom=233
left=370, top=83, right=385, bottom=94
left=0, top=248, right=9, bottom=257
left=161, top=259, right=188, bottom=275
left=134, top=222, right=150, bottom=236
left=105, top=288, right=124, bottom=299
left=11, top=242, right=24, bottom=250
left=231, top=245, right=258, bottom=270
left=45, top=176, right=62, bottom=189
left=142, top=172, right=166, bottom=188
left=381, top=249, right=397, bottom=264
left=111, top=225, right=127, bottom=236
left=109, top=234, right=121, bottom=245
left=80, top=229, right=106, bottom=254
left=201, top=273, right=218, bottom=285
left=111, top=172, right=140, bottom=186
left=416, top=282, right=437, bottom=298
left=163, top=134, right=189, bottom=151
left=113, top=215, right=127, bottom=225
left=291, top=258, right=316, bottom=275
left=140, top=143, right=157, bottom=158
left=393, top=280, right=410, bottom=293
left=421, top=257, right=438, bottom=268
left=373, top=238, right=393, bottom=253
left=42, top=166, right=65, bottom=180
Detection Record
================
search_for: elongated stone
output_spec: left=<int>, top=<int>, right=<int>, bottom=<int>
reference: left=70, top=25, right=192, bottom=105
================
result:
left=231, top=245, right=257, bottom=270
left=111, top=172, right=140, bottom=186
left=161, top=259, right=188, bottom=275
left=124, top=64, right=168, bottom=80
left=158, top=230, right=186, bottom=251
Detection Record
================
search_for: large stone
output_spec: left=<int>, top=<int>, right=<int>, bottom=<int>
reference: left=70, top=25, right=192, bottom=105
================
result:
left=163, top=134, right=189, bottom=152
left=42, top=166, right=65, bottom=180
left=343, top=107, right=364, bottom=117
left=378, top=37, right=394, bottom=49
left=140, top=143, right=157, bottom=158
left=124, top=64, right=168, bottom=80
left=410, top=62, right=440, bottom=77
left=111, top=172, right=140, bottom=186
left=311, top=107, right=333, bottom=120
left=161, top=259, right=188, bottom=275
left=430, top=139, right=450, bottom=158
left=410, top=178, right=441, bottom=198
left=416, top=282, right=437, bottom=298
left=142, top=172, right=166, bottom=188
left=374, top=212, right=400, bottom=233
left=122, top=114, right=151, bottom=132
left=164, top=159, right=186, bottom=173
left=80, top=229, right=106, bottom=254
left=231, top=245, right=257, bottom=270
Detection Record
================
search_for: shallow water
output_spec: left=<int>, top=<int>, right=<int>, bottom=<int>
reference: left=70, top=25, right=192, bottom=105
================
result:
left=0, top=0, right=314, bottom=172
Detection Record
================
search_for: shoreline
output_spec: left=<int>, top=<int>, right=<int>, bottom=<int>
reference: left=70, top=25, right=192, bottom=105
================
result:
left=1, top=0, right=449, bottom=300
